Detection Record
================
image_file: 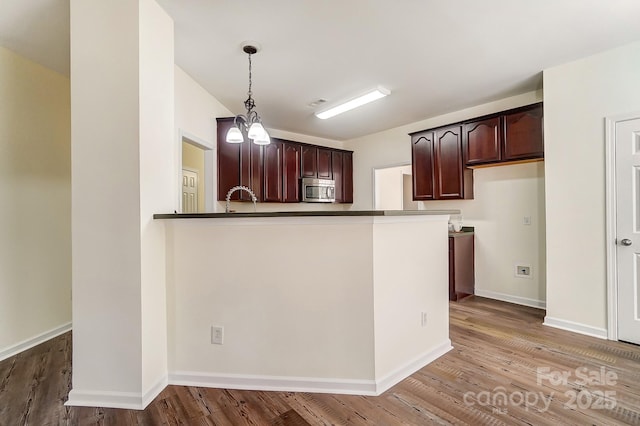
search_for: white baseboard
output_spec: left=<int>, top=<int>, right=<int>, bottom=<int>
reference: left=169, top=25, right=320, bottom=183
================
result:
left=65, top=375, right=168, bottom=410
left=0, top=322, right=72, bottom=362
left=169, top=371, right=378, bottom=396
left=142, top=375, right=168, bottom=407
left=543, top=316, right=608, bottom=340
left=65, top=389, right=144, bottom=410
left=169, top=340, right=452, bottom=397
left=375, top=340, right=453, bottom=394
left=475, top=289, right=546, bottom=309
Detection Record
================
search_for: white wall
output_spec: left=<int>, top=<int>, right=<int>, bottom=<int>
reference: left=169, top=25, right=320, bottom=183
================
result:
left=165, top=214, right=451, bottom=394
left=544, top=40, right=640, bottom=336
left=373, top=217, right=450, bottom=384
left=175, top=66, right=232, bottom=146
left=69, top=0, right=174, bottom=408
left=70, top=0, right=143, bottom=398
left=374, top=165, right=412, bottom=210
left=0, top=46, right=71, bottom=359
left=167, top=218, right=375, bottom=382
left=139, top=0, right=174, bottom=397
left=345, top=91, right=547, bottom=307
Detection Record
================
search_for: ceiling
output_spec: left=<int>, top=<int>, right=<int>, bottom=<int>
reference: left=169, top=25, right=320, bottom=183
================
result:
left=2, top=1, right=640, bottom=141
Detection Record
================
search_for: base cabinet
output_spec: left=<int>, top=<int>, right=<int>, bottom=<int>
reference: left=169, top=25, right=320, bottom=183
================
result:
left=449, top=232, right=474, bottom=301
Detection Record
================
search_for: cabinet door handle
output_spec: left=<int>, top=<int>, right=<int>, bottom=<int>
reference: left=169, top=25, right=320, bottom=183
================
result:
left=620, top=239, right=633, bottom=246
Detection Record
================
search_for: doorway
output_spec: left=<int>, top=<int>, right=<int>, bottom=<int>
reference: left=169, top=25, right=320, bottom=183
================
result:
left=373, top=164, right=419, bottom=210
left=182, top=168, right=199, bottom=213
left=179, top=131, right=214, bottom=213
left=606, top=113, right=640, bottom=345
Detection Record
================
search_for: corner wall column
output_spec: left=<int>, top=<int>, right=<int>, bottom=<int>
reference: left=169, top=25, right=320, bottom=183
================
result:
left=68, top=0, right=175, bottom=409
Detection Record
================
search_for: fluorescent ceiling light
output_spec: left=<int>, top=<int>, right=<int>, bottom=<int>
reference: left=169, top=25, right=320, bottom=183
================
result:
left=315, top=87, right=390, bottom=120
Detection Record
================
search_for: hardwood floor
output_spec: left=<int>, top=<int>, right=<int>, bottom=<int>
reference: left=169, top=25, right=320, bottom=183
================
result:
left=2, top=297, right=640, bottom=425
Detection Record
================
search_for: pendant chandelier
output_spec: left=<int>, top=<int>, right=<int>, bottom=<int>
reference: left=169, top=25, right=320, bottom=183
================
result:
left=226, top=44, right=270, bottom=145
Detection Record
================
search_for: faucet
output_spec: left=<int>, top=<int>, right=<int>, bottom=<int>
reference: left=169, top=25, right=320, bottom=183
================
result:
left=225, top=185, right=257, bottom=213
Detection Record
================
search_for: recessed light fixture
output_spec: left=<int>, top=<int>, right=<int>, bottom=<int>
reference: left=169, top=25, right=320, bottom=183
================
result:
left=315, top=87, right=390, bottom=120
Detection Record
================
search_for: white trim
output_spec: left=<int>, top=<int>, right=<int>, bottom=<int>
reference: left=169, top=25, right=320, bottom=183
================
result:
left=375, top=340, right=453, bottom=394
left=65, top=375, right=168, bottom=410
left=169, top=372, right=378, bottom=396
left=543, top=316, right=608, bottom=340
left=474, top=289, right=546, bottom=309
left=178, top=129, right=215, bottom=213
left=605, top=111, right=640, bottom=341
left=142, top=375, right=168, bottom=408
left=605, top=115, right=618, bottom=340
left=66, top=389, right=145, bottom=410
left=0, top=322, right=72, bottom=362
left=168, top=341, right=452, bottom=397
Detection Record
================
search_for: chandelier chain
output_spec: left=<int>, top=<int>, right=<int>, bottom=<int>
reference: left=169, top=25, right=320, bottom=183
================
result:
left=244, top=52, right=255, bottom=113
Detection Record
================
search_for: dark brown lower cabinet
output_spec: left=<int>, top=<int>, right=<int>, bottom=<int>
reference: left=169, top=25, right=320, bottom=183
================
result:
left=449, top=232, right=474, bottom=301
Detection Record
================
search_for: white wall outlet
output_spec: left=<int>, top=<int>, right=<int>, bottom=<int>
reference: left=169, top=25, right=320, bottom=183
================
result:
left=421, top=312, right=428, bottom=327
left=515, top=264, right=532, bottom=278
left=523, top=216, right=532, bottom=225
left=211, top=326, right=224, bottom=344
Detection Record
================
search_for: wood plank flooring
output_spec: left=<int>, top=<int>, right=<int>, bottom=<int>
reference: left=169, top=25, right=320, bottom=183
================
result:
left=2, top=296, right=640, bottom=425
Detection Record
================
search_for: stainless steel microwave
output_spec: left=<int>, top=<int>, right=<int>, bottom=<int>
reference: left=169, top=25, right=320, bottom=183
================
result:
left=301, top=178, right=336, bottom=203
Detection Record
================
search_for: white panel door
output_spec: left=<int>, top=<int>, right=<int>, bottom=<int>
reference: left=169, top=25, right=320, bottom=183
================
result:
left=182, top=169, right=198, bottom=213
left=616, top=117, right=640, bottom=345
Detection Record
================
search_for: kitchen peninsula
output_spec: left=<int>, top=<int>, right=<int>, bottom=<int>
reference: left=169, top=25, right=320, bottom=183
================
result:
left=155, top=210, right=457, bottom=395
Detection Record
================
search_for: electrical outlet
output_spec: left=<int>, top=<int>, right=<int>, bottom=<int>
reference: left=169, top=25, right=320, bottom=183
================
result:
left=211, top=326, right=224, bottom=344
left=515, top=265, right=532, bottom=278
left=421, top=312, right=428, bottom=327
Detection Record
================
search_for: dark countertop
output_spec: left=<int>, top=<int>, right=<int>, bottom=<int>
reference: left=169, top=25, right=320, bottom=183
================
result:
left=154, top=209, right=461, bottom=220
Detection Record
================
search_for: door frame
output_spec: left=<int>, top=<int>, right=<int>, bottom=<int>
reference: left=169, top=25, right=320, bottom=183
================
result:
left=178, top=129, right=214, bottom=213
left=604, top=111, right=640, bottom=341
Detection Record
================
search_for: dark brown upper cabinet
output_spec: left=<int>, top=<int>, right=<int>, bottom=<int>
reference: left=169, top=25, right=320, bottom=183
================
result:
left=502, top=104, right=544, bottom=161
left=301, top=145, right=317, bottom=178
left=317, top=148, right=333, bottom=179
left=331, top=151, right=344, bottom=203
left=282, top=142, right=301, bottom=203
left=217, top=117, right=262, bottom=201
left=464, top=116, right=501, bottom=165
left=301, top=146, right=333, bottom=179
left=434, top=125, right=473, bottom=200
left=462, top=103, right=543, bottom=166
left=218, top=117, right=352, bottom=204
left=331, top=150, right=354, bottom=204
left=262, top=140, right=283, bottom=202
left=411, top=130, right=436, bottom=201
left=342, top=152, right=354, bottom=204
left=411, top=126, right=472, bottom=201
